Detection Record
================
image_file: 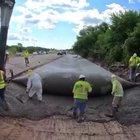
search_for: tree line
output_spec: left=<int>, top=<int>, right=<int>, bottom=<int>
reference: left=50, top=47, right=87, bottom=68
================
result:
left=7, top=43, right=50, bottom=55
left=73, top=10, right=140, bottom=65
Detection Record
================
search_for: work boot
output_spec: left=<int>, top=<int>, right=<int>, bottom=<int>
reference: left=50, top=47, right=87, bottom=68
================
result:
left=77, top=114, right=85, bottom=123
left=2, top=102, right=9, bottom=111
left=105, top=107, right=118, bottom=118
left=27, top=96, right=33, bottom=102
left=73, top=112, right=78, bottom=119
left=38, top=100, right=45, bottom=104
left=105, top=114, right=114, bottom=118
left=112, top=107, right=118, bottom=116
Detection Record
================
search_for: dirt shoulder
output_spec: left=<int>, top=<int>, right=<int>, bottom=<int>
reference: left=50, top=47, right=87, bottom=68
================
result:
left=0, top=116, right=139, bottom=140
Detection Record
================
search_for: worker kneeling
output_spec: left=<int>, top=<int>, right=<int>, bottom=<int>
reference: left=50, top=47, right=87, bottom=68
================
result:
left=72, top=75, right=92, bottom=123
left=26, top=70, right=42, bottom=101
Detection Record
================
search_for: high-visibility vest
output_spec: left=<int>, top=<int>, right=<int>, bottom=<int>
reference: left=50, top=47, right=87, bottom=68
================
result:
left=73, top=80, right=92, bottom=100
left=129, top=56, right=140, bottom=67
left=22, top=51, right=29, bottom=58
left=0, top=70, right=6, bottom=89
left=111, top=79, right=124, bottom=97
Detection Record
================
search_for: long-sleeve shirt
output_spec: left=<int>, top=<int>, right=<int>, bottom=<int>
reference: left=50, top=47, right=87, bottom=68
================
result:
left=73, top=80, right=92, bottom=100
left=129, top=56, right=140, bottom=67
left=27, top=73, right=42, bottom=91
left=0, top=70, right=6, bottom=89
left=111, top=79, right=124, bottom=97
left=22, top=51, right=30, bottom=58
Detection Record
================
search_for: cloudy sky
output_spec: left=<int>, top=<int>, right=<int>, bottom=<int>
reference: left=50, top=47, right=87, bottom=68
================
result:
left=7, top=0, right=140, bottom=49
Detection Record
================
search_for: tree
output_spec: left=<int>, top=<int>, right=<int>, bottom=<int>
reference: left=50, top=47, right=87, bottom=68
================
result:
left=73, top=10, right=140, bottom=64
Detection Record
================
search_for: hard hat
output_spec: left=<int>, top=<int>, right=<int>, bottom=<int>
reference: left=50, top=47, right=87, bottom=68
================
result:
left=27, top=69, right=33, bottom=75
left=79, top=74, right=86, bottom=79
left=111, top=74, right=116, bottom=78
left=133, top=53, right=137, bottom=57
left=6, top=51, right=9, bottom=55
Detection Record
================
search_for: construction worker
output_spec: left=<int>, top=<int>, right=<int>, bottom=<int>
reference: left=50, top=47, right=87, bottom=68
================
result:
left=72, top=75, right=92, bottom=123
left=22, top=50, right=30, bottom=67
left=0, top=69, right=9, bottom=111
left=5, top=50, right=11, bottom=79
left=26, top=70, right=43, bottom=101
left=5, top=50, right=9, bottom=64
left=106, top=75, right=124, bottom=118
left=129, top=53, right=140, bottom=82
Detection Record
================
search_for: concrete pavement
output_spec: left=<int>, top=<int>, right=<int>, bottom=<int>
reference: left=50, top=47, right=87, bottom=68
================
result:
left=6, top=54, right=61, bottom=78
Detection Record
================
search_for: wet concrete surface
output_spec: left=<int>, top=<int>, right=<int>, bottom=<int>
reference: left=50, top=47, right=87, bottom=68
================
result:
left=3, top=83, right=111, bottom=122
left=0, top=82, right=138, bottom=140
left=117, top=87, right=140, bottom=125
left=1, top=82, right=139, bottom=126
left=0, top=54, right=139, bottom=139
left=4, top=54, right=140, bottom=124
left=14, top=54, right=135, bottom=96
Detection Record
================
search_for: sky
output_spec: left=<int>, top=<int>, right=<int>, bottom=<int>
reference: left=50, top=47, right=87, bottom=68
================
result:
left=6, top=0, right=140, bottom=49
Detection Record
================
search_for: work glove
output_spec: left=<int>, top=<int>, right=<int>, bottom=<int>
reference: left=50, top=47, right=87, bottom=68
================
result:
left=111, top=91, right=114, bottom=95
left=137, top=63, right=140, bottom=67
left=26, top=89, right=29, bottom=93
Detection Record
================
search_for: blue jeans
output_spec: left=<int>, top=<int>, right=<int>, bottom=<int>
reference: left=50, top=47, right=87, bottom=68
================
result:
left=73, top=99, right=87, bottom=116
left=0, top=88, right=6, bottom=105
left=129, top=67, right=136, bottom=82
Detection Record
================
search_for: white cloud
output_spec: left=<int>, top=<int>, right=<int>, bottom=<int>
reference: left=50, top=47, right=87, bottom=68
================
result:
left=9, top=1, right=126, bottom=46
left=8, top=33, right=21, bottom=40
left=8, top=26, right=37, bottom=46
left=24, top=0, right=89, bottom=10
left=129, top=0, right=140, bottom=3
left=102, top=3, right=126, bottom=23
left=12, top=1, right=125, bottom=30
left=20, top=27, right=31, bottom=34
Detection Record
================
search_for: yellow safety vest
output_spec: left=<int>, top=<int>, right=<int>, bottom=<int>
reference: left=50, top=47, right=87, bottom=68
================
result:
left=129, top=56, right=140, bottom=67
left=73, top=80, right=92, bottom=100
left=0, top=70, right=6, bottom=89
left=22, top=51, right=29, bottom=58
left=111, top=79, right=124, bottom=97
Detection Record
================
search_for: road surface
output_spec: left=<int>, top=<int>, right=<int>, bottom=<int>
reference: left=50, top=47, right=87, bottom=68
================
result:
left=0, top=54, right=139, bottom=140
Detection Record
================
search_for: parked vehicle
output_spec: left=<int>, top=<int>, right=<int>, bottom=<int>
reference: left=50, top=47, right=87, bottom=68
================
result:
left=57, top=51, right=66, bottom=55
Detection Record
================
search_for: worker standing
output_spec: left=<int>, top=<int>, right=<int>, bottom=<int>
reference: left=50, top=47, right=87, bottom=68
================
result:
left=0, top=69, right=9, bottom=111
left=72, top=75, right=92, bottom=123
left=5, top=50, right=9, bottom=64
left=22, top=50, right=30, bottom=67
left=26, top=70, right=43, bottom=101
left=106, top=75, right=124, bottom=118
left=129, top=53, right=140, bottom=82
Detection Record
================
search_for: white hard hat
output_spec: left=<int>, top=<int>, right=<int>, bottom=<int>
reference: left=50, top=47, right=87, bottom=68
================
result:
left=111, top=74, right=116, bottom=78
left=133, top=53, right=137, bottom=57
left=27, top=69, right=33, bottom=76
left=79, top=74, right=86, bottom=79
left=6, top=51, right=9, bottom=55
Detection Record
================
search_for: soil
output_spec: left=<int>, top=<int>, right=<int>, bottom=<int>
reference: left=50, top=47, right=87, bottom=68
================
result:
left=92, top=59, right=140, bottom=82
